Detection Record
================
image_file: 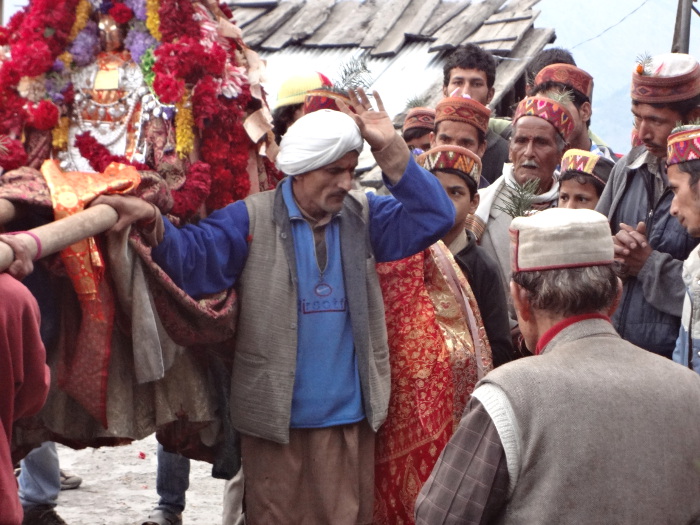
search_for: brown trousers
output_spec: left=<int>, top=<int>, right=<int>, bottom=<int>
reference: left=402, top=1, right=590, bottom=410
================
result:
left=241, top=421, right=375, bottom=525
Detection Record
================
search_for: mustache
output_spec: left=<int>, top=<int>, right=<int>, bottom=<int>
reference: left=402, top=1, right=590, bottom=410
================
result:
left=643, top=139, right=664, bottom=150
left=521, top=160, right=539, bottom=168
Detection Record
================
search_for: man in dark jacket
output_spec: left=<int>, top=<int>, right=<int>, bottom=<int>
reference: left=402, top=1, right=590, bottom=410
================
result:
left=596, top=52, right=700, bottom=358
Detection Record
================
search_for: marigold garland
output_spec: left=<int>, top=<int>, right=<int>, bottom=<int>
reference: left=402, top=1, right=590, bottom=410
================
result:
left=58, top=51, right=73, bottom=68
left=68, top=0, right=92, bottom=42
left=146, top=0, right=162, bottom=41
left=175, top=90, right=194, bottom=158
left=52, top=116, right=70, bottom=150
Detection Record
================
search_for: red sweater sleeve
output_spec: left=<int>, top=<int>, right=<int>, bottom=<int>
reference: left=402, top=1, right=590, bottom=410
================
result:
left=0, top=273, right=50, bottom=525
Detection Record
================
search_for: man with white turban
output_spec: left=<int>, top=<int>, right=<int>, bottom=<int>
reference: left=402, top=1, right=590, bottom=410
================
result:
left=90, top=89, right=455, bottom=524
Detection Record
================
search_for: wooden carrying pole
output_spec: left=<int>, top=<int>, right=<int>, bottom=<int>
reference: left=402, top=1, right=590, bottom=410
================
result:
left=0, top=204, right=118, bottom=271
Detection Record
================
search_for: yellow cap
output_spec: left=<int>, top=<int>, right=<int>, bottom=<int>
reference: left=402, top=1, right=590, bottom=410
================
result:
left=274, top=72, right=332, bottom=109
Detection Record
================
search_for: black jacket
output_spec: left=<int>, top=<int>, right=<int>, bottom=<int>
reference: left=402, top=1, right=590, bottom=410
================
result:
left=454, top=230, right=515, bottom=367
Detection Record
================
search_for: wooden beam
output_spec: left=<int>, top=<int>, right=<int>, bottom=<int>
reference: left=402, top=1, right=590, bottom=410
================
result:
left=261, top=0, right=335, bottom=50
left=468, top=10, right=538, bottom=56
left=229, top=0, right=278, bottom=7
left=489, top=27, right=555, bottom=110
left=232, top=7, right=270, bottom=28
left=421, top=1, right=471, bottom=37
left=305, top=0, right=376, bottom=47
left=0, top=204, right=118, bottom=272
left=372, top=0, right=441, bottom=57
left=429, top=0, right=507, bottom=52
left=360, top=0, right=413, bottom=49
left=242, top=0, right=304, bottom=48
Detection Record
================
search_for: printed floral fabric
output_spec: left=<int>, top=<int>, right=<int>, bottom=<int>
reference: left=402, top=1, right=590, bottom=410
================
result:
left=42, top=158, right=141, bottom=426
left=374, top=242, right=492, bottom=524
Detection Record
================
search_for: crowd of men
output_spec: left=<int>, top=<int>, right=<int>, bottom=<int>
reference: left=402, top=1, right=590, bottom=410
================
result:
left=2, top=39, right=700, bottom=525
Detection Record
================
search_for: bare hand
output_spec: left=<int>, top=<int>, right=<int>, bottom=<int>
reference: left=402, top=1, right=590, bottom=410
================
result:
left=90, top=195, right=156, bottom=233
left=338, top=88, right=396, bottom=151
left=0, top=233, right=34, bottom=279
left=613, top=222, right=652, bottom=276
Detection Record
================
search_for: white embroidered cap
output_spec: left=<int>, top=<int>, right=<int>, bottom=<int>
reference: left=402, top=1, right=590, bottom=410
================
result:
left=509, top=208, right=614, bottom=273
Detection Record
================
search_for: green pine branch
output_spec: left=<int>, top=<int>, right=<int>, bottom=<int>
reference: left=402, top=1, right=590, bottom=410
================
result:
left=494, top=178, right=541, bottom=218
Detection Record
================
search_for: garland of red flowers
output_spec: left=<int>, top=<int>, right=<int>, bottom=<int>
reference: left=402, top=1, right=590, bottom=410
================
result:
left=0, top=0, right=269, bottom=217
left=0, top=138, right=29, bottom=171
left=76, top=131, right=212, bottom=219
left=149, top=0, right=260, bottom=211
left=27, top=100, right=60, bottom=131
left=158, top=0, right=200, bottom=43
left=109, top=3, right=134, bottom=25
left=0, top=0, right=78, bottom=137
left=75, top=132, right=150, bottom=172
left=171, top=161, right=211, bottom=219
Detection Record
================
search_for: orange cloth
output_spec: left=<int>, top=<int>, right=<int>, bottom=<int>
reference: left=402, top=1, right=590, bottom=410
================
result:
left=41, top=159, right=141, bottom=426
left=373, top=243, right=492, bottom=524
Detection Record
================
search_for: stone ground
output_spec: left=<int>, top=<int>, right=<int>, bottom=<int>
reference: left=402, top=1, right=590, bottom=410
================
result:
left=51, top=434, right=227, bottom=525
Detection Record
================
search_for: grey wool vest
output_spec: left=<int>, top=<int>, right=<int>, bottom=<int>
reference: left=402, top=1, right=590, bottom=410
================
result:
left=230, top=186, right=390, bottom=443
left=482, top=319, right=700, bottom=524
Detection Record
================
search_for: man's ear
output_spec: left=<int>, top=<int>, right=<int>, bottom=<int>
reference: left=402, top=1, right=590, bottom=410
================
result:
left=468, top=192, right=480, bottom=214
left=579, top=101, right=592, bottom=124
left=442, top=85, right=448, bottom=97
left=429, top=131, right=437, bottom=149
left=510, top=280, right=532, bottom=322
left=486, top=86, right=495, bottom=105
left=607, top=277, right=623, bottom=317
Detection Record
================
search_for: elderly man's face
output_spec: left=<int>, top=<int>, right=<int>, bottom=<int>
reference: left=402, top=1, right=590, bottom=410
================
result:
left=669, top=163, right=700, bottom=237
left=509, top=116, right=563, bottom=193
left=430, top=121, right=486, bottom=157
left=292, top=151, right=359, bottom=219
left=632, top=103, right=682, bottom=159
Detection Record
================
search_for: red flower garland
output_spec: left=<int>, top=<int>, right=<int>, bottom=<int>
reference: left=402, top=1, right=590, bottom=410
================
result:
left=75, top=132, right=149, bottom=173
left=109, top=3, right=134, bottom=25
left=191, top=75, right=219, bottom=129
left=27, top=100, right=60, bottom=131
left=171, top=161, right=211, bottom=219
left=0, top=90, right=28, bottom=136
left=0, top=138, right=29, bottom=171
left=152, top=73, right=185, bottom=105
left=158, top=0, right=200, bottom=43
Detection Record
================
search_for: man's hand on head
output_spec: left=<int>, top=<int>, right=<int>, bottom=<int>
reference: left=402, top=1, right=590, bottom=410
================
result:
left=339, top=88, right=396, bottom=151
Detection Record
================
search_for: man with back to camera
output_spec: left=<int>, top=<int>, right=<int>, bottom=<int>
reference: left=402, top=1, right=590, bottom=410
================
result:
left=415, top=207, right=700, bottom=524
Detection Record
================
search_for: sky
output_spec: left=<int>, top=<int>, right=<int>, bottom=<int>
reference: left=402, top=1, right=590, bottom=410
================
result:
left=535, top=0, right=700, bottom=154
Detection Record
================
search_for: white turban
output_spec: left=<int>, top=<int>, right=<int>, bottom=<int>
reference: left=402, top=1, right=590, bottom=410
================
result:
left=276, top=109, right=363, bottom=176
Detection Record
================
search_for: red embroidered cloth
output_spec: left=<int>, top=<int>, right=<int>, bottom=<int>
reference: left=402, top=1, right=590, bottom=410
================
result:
left=373, top=243, right=492, bottom=524
left=42, top=159, right=141, bottom=427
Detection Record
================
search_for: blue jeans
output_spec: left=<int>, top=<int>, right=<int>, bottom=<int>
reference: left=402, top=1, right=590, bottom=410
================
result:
left=18, top=442, right=61, bottom=508
left=155, top=444, right=190, bottom=514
